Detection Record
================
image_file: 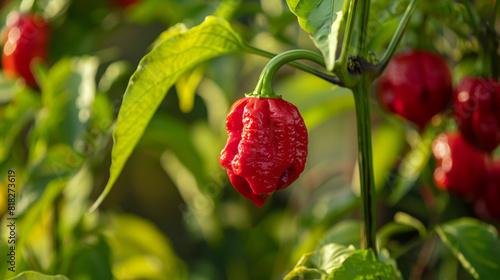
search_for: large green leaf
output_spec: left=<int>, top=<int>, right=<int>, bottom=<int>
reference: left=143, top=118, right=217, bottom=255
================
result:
left=328, top=249, right=401, bottom=280
left=7, top=271, right=69, bottom=280
left=436, top=218, right=500, bottom=280
left=90, top=16, right=245, bottom=211
left=286, top=0, right=348, bottom=71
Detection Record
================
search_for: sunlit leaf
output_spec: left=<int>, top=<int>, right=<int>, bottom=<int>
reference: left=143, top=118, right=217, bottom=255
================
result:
left=436, top=218, right=500, bottom=280
left=175, top=64, right=206, bottom=113
left=90, top=16, right=245, bottom=212
left=328, top=249, right=401, bottom=279
left=6, top=271, right=69, bottom=280
left=286, top=0, right=348, bottom=70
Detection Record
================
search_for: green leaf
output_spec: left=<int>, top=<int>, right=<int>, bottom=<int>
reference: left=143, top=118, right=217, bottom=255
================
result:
left=67, top=235, right=113, bottom=280
left=436, top=217, right=500, bottom=280
left=286, top=0, right=348, bottom=71
left=104, top=214, right=187, bottom=280
left=89, top=16, right=245, bottom=212
left=175, top=64, right=206, bottom=113
left=328, top=249, right=401, bottom=280
left=285, top=243, right=356, bottom=280
left=6, top=271, right=69, bottom=280
left=139, top=112, right=208, bottom=185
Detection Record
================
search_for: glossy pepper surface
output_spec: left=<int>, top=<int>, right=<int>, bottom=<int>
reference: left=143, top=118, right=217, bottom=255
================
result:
left=219, top=97, right=308, bottom=207
left=378, top=50, right=452, bottom=129
left=2, top=12, right=49, bottom=88
left=432, top=132, right=486, bottom=198
left=454, top=76, right=500, bottom=153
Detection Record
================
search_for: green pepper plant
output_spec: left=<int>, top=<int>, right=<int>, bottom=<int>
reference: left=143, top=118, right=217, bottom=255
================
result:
left=1, top=0, right=500, bottom=279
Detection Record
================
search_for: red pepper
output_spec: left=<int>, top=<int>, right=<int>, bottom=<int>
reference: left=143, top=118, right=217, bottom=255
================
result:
left=1, top=12, right=49, bottom=88
left=378, top=50, right=452, bottom=130
left=432, top=132, right=487, bottom=198
left=219, top=97, right=308, bottom=207
left=454, top=76, right=500, bottom=153
left=484, top=161, right=500, bottom=220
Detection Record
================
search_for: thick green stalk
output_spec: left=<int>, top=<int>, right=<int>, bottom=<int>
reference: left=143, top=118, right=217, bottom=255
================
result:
left=352, top=76, right=377, bottom=253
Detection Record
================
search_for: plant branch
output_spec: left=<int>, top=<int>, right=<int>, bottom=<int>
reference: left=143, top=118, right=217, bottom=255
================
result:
left=247, top=49, right=332, bottom=98
left=375, top=0, right=419, bottom=74
left=353, top=77, right=377, bottom=255
left=243, top=44, right=342, bottom=86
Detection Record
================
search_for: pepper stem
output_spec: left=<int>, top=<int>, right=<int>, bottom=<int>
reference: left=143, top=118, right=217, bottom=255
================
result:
left=247, top=49, right=328, bottom=98
left=353, top=76, right=377, bottom=253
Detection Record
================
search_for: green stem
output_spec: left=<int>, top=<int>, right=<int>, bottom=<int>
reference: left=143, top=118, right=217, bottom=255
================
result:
left=353, top=0, right=371, bottom=57
left=336, top=0, right=358, bottom=87
left=247, top=49, right=333, bottom=98
left=353, top=77, right=377, bottom=254
left=244, top=44, right=341, bottom=85
left=375, top=0, right=419, bottom=74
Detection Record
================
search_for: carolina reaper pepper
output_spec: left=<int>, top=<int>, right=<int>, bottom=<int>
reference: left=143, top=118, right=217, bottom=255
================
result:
left=1, top=12, right=49, bottom=88
left=378, top=50, right=453, bottom=130
left=454, top=76, right=500, bottom=153
left=432, top=132, right=487, bottom=198
left=219, top=97, right=308, bottom=207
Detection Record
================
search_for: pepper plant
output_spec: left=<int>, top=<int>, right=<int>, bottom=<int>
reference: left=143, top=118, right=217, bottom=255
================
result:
left=87, top=0, right=500, bottom=278
left=1, top=0, right=500, bottom=279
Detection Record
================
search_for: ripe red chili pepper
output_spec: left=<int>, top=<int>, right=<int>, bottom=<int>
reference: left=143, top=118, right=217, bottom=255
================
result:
left=219, top=97, right=308, bottom=207
left=454, top=76, right=500, bottom=153
left=1, top=12, right=49, bottom=88
left=432, top=132, right=487, bottom=198
left=378, top=50, right=452, bottom=130
left=483, top=161, right=500, bottom=220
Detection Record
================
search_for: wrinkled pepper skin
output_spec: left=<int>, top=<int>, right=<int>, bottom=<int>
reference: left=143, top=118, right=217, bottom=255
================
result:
left=378, top=50, right=452, bottom=129
left=454, top=77, right=500, bottom=153
left=432, top=132, right=486, bottom=198
left=484, top=161, right=500, bottom=220
left=1, top=12, right=49, bottom=88
left=219, top=97, right=308, bottom=207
